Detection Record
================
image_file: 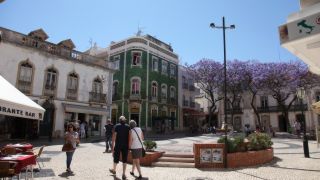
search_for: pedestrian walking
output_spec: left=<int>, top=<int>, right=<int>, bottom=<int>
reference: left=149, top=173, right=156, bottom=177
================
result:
left=109, top=116, right=130, bottom=180
left=80, top=121, right=86, bottom=139
left=104, top=119, right=114, bottom=153
left=294, top=120, right=301, bottom=138
left=63, top=123, right=79, bottom=174
left=128, top=120, right=144, bottom=179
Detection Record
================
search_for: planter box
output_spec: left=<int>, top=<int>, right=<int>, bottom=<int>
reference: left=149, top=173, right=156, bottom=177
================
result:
left=227, top=148, right=274, bottom=168
left=124, top=151, right=164, bottom=166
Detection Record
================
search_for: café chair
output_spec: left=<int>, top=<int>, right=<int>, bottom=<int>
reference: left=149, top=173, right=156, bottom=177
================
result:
left=36, top=146, right=45, bottom=169
left=0, top=161, right=17, bottom=180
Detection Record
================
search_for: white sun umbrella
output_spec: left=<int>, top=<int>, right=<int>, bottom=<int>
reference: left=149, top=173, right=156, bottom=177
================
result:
left=0, top=75, right=45, bottom=120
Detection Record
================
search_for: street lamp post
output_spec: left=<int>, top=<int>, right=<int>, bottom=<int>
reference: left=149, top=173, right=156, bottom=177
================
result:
left=296, top=87, right=310, bottom=158
left=210, top=17, right=235, bottom=168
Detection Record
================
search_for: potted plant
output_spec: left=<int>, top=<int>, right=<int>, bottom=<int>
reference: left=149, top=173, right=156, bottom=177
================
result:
left=143, top=140, right=157, bottom=151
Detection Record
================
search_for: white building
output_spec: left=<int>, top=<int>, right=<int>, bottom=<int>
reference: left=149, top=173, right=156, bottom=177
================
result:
left=178, top=66, right=203, bottom=131
left=0, top=27, right=114, bottom=139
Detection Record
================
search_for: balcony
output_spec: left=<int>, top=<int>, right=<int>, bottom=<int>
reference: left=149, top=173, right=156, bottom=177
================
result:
left=257, top=104, right=308, bottom=113
left=129, top=94, right=141, bottom=101
left=0, top=27, right=108, bottom=69
left=66, top=89, right=77, bottom=100
left=161, top=97, right=167, bottom=103
left=17, top=80, right=32, bottom=94
left=226, top=107, right=243, bottom=114
left=149, top=96, right=158, bottom=102
left=43, top=85, right=56, bottom=97
left=89, top=92, right=106, bottom=103
left=183, top=83, right=188, bottom=89
left=170, top=98, right=176, bottom=105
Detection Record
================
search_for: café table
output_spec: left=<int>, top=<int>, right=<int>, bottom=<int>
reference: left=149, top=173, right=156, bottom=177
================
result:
left=5, top=143, right=33, bottom=152
left=0, top=154, right=36, bottom=179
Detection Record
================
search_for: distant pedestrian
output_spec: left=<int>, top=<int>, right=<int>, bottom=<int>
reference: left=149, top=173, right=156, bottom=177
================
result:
left=104, top=119, right=114, bottom=153
left=294, top=120, right=301, bottom=138
left=244, top=124, right=251, bottom=137
left=129, top=120, right=144, bottom=179
left=109, top=116, right=130, bottom=180
left=64, top=123, right=79, bottom=174
left=80, top=121, right=86, bottom=139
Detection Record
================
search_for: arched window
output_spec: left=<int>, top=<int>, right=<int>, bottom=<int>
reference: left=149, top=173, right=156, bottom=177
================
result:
left=131, top=78, right=140, bottom=95
left=151, top=82, right=158, bottom=98
left=66, top=72, right=78, bottom=100
left=170, top=86, right=175, bottom=98
left=17, top=61, right=33, bottom=94
left=161, top=84, right=167, bottom=99
left=93, top=78, right=102, bottom=93
left=44, top=67, right=58, bottom=96
left=132, top=51, right=142, bottom=66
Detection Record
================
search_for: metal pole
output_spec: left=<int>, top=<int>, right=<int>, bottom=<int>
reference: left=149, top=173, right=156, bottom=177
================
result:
left=301, top=99, right=310, bottom=158
left=223, top=16, right=228, bottom=168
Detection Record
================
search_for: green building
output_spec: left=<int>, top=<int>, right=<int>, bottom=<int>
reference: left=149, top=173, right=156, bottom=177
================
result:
left=108, top=34, right=179, bottom=132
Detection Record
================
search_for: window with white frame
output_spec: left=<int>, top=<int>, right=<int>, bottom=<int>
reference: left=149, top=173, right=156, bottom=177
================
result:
left=45, top=68, right=57, bottom=90
left=132, top=52, right=141, bottom=66
left=67, top=73, right=78, bottom=90
left=162, top=60, right=168, bottom=74
left=161, top=84, right=167, bottom=99
left=131, top=78, right=140, bottom=95
left=151, top=82, right=158, bottom=98
left=93, top=78, right=103, bottom=93
left=170, top=64, right=175, bottom=76
left=113, top=81, right=119, bottom=97
left=113, top=55, right=120, bottom=70
left=19, top=62, right=33, bottom=82
left=152, top=57, right=158, bottom=71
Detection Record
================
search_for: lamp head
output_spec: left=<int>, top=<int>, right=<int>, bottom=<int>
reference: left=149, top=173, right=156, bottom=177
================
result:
left=210, top=23, right=215, bottom=28
left=230, top=25, right=236, bottom=29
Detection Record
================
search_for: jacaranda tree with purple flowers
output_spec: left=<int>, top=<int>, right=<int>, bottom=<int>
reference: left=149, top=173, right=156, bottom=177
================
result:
left=186, top=59, right=224, bottom=126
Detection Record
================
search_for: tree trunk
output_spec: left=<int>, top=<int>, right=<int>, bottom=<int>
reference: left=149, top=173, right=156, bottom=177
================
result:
left=250, top=92, right=262, bottom=128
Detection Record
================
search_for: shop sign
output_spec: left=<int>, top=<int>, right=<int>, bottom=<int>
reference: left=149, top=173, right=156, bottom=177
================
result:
left=200, top=148, right=223, bottom=164
left=0, top=105, right=42, bottom=120
left=279, top=12, right=320, bottom=44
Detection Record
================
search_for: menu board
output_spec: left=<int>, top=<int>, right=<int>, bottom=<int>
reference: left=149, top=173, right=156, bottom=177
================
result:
left=200, top=148, right=223, bottom=163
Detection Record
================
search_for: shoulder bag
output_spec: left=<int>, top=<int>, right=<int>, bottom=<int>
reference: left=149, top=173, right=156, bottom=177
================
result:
left=132, top=128, right=146, bottom=157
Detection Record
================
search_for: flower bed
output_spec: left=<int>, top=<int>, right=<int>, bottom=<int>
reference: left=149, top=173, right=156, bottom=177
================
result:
left=227, top=148, right=273, bottom=168
left=126, top=151, right=164, bottom=166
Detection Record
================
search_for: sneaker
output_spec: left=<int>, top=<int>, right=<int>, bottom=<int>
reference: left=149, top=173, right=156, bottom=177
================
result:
left=109, top=169, right=116, bottom=175
left=130, top=171, right=134, bottom=176
left=66, top=168, right=73, bottom=173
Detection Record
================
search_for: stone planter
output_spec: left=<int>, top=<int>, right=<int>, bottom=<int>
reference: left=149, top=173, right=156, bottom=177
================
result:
left=227, top=148, right=273, bottom=168
left=126, top=151, right=164, bottom=166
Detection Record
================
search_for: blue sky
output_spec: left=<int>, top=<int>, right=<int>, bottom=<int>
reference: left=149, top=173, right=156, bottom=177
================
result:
left=0, top=0, right=299, bottom=65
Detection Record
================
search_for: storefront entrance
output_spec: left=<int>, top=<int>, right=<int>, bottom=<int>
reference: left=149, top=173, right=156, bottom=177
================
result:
left=40, top=99, right=55, bottom=140
left=130, top=113, right=139, bottom=127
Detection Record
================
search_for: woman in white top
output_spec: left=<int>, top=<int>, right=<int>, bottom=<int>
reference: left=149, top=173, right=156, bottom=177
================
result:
left=128, top=120, right=144, bottom=179
left=64, top=123, right=79, bottom=173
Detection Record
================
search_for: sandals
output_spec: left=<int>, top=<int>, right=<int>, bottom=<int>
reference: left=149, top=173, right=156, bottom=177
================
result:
left=109, top=169, right=116, bottom=175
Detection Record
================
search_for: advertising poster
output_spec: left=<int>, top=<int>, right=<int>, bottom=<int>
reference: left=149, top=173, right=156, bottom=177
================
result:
left=200, top=148, right=212, bottom=163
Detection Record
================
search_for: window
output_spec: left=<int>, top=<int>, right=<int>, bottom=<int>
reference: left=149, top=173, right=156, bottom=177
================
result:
left=161, top=84, right=167, bottom=99
left=131, top=78, right=140, bottom=95
left=170, top=86, right=175, bottom=98
left=45, top=68, right=57, bottom=90
left=260, top=96, right=268, bottom=108
left=170, top=64, right=175, bottom=76
left=112, top=81, right=119, bottom=97
left=17, top=62, right=33, bottom=94
left=151, top=82, right=158, bottom=98
left=67, top=73, right=78, bottom=90
left=19, top=63, right=33, bottom=82
left=162, top=61, right=167, bottom=74
left=113, top=55, right=120, bottom=70
left=152, top=57, right=158, bottom=71
left=132, top=52, right=141, bottom=66
left=93, top=78, right=102, bottom=93
left=151, top=106, right=158, bottom=118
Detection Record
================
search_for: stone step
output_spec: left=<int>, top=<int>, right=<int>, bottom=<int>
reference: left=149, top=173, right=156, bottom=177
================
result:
left=162, top=153, right=194, bottom=158
left=152, top=161, right=195, bottom=168
left=158, top=156, right=194, bottom=163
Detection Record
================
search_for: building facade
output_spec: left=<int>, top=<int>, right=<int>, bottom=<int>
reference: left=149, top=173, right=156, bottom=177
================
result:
left=0, top=27, right=114, bottom=139
left=178, top=66, right=203, bottom=131
left=105, top=35, right=179, bottom=132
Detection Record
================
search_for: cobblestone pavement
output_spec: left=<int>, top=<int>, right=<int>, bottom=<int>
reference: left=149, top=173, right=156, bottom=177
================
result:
left=13, top=134, right=320, bottom=180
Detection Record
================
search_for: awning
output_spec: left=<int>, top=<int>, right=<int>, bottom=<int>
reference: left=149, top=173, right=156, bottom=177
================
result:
left=62, top=103, right=107, bottom=115
left=183, top=108, right=206, bottom=117
left=0, top=75, right=45, bottom=120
